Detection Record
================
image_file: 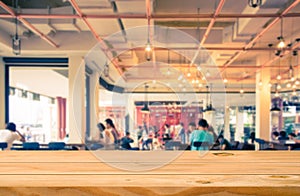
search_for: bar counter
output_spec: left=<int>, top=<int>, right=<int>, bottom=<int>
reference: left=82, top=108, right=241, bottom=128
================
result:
left=0, top=151, right=299, bottom=195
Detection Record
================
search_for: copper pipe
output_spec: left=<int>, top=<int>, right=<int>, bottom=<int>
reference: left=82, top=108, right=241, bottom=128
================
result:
left=0, top=1, right=58, bottom=48
left=2, top=13, right=300, bottom=20
left=200, top=0, right=225, bottom=45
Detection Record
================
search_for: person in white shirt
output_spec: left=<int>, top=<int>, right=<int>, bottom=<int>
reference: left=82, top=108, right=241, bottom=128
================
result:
left=0, top=122, right=25, bottom=150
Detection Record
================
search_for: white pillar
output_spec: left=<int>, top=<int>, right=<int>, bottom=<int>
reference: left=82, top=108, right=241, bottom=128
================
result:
left=89, top=71, right=100, bottom=140
left=68, top=56, right=86, bottom=143
left=255, top=69, right=271, bottom=140
left=236, top=107, right=244, bottom=142
left=224, top=107, right=230, bottom=140
left=0, top=58, right=5, bottom=128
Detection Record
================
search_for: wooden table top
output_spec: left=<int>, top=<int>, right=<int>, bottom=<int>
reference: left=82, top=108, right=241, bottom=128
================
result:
left=0, top=151, right=299, bottom=195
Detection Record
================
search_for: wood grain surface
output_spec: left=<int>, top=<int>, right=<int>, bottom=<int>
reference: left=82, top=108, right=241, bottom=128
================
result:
left=0, top=151, right=299, bottom=195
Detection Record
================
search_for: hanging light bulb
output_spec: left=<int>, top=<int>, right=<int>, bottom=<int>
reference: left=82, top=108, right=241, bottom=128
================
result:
left=198, top=83, right=203, bottom=87
left=223, top=78, right=228, bottom=83
left=187, top=72, right=191, bottom=77
left=192, top=79, right=195, bottom=84
left=276, top=74, right=281, bottom=80
left=269, top=83, right=272, bottom=88
left=166, top=69, right=171, bottom=76
left=292, top=90, right=297, bottom=96
left=145, top=42, right=152, bottom=61
left=178, top=74, right=183, bottom=81
left=197, top=66, right=201, bottom=71
left=293, top=84, right=297, bottom=89
left=277, top=36, right=285, bottom=49
left=202, top=76, right=206, bottom=80
left=286, top=83, right=291, bottom=88
left=296, top=80, right=300, bottom=85
left=206, top=71, right=211, bottom=77
left=275, top=91, right=280, bottom=97
left=259, top=80, right=262, bottom=86
left=195, top=79, right=199, bottom=83
left=291, top=76, right=295, bottom=82
left=240, top=89, right=244, bottom=94
left=277, top=84, right=281, bottom=90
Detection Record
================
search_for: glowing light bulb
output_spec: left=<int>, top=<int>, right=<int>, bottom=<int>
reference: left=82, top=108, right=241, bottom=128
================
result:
left=277, top=75, right=281, bottom=80
left=145, top=43, right=152, bottom=52
left=223, top=78, right=228, bottom=83
left=187, top=72, right=191, bottom=77
left=192, top=79, right=195, bottom=84
left=278, top=39, right=285, bottom=49
left=292, top=91, right=297, bottom=96
left=286, top=83, right=291, bottom=88
left=291, top=77, right=295, bottom=82
left=196, top=79, right=199, bottom=84
left=198, top=83, right=203, bottom=87
left=259, top=80, right=262, bottom=86
left=293, top=84, right=296, bottom=89
left=277, top=84, right=281, bottom=90
left=240, top=89, right=244, bottom=94
left=269, top=83, right=272, bottom=88
left=275, top=92, right=280, bottom=97
left=296, top=80, right=300, bottom=85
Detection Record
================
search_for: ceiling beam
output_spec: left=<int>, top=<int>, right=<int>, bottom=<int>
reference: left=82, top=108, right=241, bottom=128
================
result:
left=0, top=1, right=59, bottom=48
left=221, top=0, right=300, bottom=73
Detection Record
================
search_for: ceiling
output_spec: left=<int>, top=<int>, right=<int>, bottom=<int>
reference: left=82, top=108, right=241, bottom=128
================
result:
left=1, top=0, right=300, bottom=95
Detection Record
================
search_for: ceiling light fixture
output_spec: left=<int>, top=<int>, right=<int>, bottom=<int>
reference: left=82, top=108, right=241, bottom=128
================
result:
left=141, top=84, right=150, bottom=114
left=277, top=18, right=285, bottom=49
left=248, top=0, right=262, bottom=8
left=12, top=0, right=20, bottom=55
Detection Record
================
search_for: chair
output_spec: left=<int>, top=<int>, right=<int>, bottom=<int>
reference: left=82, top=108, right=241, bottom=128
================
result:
left=165, top=141, right=181, bottom=150
left=48, top=142, right=66, bottom=150
left=23, top=142, right=40, bottom=150
left=0, top=142, right=8, bottom=150
left=192, top=141, right=210, bottom=150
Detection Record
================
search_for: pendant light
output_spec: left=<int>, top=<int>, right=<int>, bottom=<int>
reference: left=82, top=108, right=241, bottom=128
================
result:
left=12, top=0, right=20, bottom=55
left=248, top=0, right=262, bottom=8
left=204, top=84, right=215, bottom=112
left=277, top=18, right=285, bottom=49
left=141, top=84, right=150, bottom=113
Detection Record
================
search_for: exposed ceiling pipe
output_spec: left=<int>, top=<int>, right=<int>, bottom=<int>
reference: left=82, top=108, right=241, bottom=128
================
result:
left=238, top=41, right=300, bottom=81
left=68, top=0, right=125, bottom=81
left=0, top=1, right=58, bottom=48
left=221, top=0, right=300, bottom=73
left=2, top=13, right=300, bottom=19
left=200, top=0, right=225, bottom=45
left=104, top=46, right=298, bottom=52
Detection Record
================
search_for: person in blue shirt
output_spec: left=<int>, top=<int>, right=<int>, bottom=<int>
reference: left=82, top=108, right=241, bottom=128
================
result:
left=189, top=119, right=214, bottom=151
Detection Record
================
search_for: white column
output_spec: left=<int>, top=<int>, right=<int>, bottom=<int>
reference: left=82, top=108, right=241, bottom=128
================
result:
left=204, top=111, right=215, bottom=128
left=68, top=56, right=86, bottom=143
left=224, top=107, right=230, bottom=140
left=89, top=71, right=100, bottom=140
left=255, top=69, right=271, bottom=140
left=236, top=107, right=244, bottom=142
left=0, top=58, right=5, bottom=128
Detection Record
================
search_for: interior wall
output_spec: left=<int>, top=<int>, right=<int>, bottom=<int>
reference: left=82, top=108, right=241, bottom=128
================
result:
left=0, top=58, right=5, bottom=128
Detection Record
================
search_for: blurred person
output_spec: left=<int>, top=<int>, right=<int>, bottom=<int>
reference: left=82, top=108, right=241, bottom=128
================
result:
left=272, top=131, right=279, bottom=141
left=278, top=131, right=289, bottom=142
left=217, top=135, right=232, bottom=150
left=164, top=124, right=171, bottom=138
left=189, top=119, right=214, bottom=151
left=178, top=122, right=186, bottom=144
left=120, top=132, right=134, bottom=150
left=105, top=118, right=120, bottom=149
left=0, top=122, right=25, bottom=150
left=187, top=122, right=196, bottom=143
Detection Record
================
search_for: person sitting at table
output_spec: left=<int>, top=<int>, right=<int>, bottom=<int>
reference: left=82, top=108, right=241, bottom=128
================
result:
left=189, top=119, right=214, bottom=151
left=217, top=135, right=232, bottom=150
left=0, top=122, right=25, bottom=150
left=272, top=131, right=279, bottom=141
left=120, top=132, right=134, bottom=150
left=105, top=118, right=120, bottom=149
left=278, top=131, right=289, bottom=142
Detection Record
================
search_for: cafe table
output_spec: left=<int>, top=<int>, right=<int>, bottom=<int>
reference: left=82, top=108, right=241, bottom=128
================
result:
left=0, top=151, right=299, bottom=195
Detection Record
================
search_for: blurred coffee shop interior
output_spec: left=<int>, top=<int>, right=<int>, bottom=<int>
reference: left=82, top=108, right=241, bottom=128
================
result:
left=1, top=0, right=300, bottom=150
